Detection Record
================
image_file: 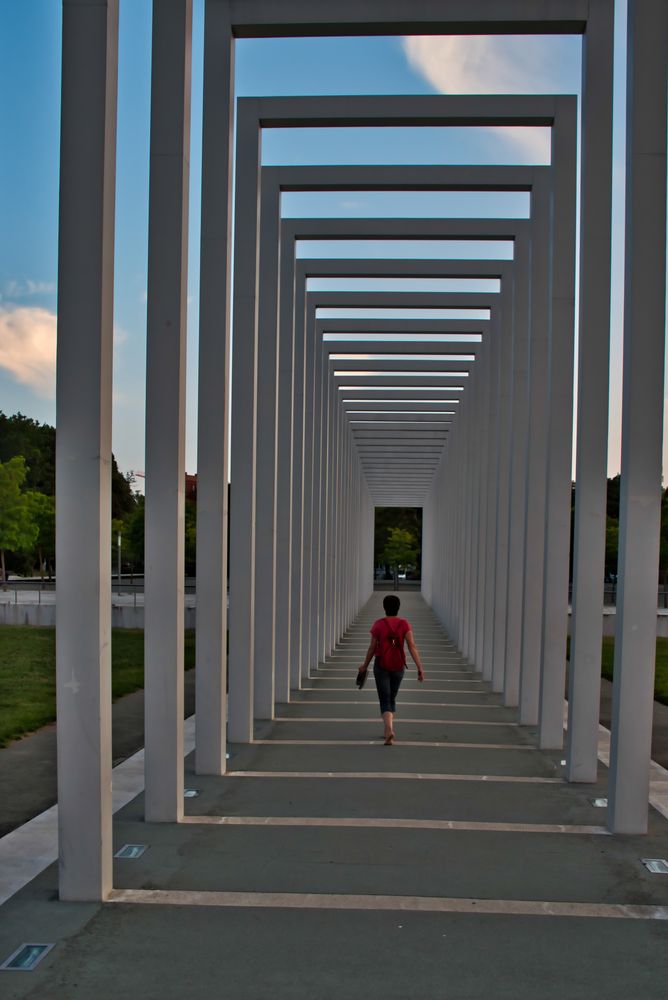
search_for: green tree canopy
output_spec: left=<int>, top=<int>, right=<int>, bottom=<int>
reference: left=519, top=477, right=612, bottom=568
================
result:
left=0, top=456, right=38, bottom=581
left=374, top=507, right=422, bottom=572
left=382, top=527, right=418, bottom=571
left=0, top=412, right=56, bottom=494
left=27, top=491, right=56, bottom=578
left=0, top=412, right=137, bottom=520
left=605, top=516, right=619, bottom=578
left=124, top=497, right=145, bottom=569
left=111, top=455, right=136, bottom=519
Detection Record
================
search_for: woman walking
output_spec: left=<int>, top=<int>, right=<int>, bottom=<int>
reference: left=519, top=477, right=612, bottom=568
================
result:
left=357, top=594, right=425, bottom=744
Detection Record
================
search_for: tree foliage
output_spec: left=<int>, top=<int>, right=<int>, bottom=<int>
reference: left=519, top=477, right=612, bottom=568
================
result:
left=0, top=411, right=140, bottom=575
left=374, top=507, right=422, bottom=573
left=0, top=412, right=56, bottom=494
left=0, top=457, right=39, bottom=581
left=27, top=492, right=56, bottom=578
left=112, top=455, right=136, bottom=519
left=125, top=497, right=145, bottom=569
left=382, top=527, right=419, bottom=572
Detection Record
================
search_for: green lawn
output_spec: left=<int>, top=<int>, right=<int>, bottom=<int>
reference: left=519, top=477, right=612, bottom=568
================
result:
left=564, top=635, right=668, bottom=706
left=0, top=627, right=195, bottom=748
left=599, top=636, right=668, bottom=705
left=3, top=628, right=668, bottom=749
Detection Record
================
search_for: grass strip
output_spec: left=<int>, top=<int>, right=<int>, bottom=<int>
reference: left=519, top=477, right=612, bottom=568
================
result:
left=565, top=635, right=668, bottom=707
left=599, top=636, right=668, bottom=705
left=0, top=627, right=195, bottom=747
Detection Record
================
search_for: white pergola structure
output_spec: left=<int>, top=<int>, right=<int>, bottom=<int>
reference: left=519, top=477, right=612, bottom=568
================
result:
left=228, top=95, right=576, bottom=747
left=56, top=0, right=666, bottom=901
left=279, top=222, right=527, bottom=699
left=230, top=139, right=573, bottom=741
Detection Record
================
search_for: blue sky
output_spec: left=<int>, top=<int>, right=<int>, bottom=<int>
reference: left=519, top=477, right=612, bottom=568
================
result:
left=0, top=0, right=641, bottom=481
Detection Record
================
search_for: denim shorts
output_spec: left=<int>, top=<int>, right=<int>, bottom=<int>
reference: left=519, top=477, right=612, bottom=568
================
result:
left=373, top=659, right=405, bottom=714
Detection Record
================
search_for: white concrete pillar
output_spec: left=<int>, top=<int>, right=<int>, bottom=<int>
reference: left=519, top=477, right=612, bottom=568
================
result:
left=473, top=350, right=485, bottom=658
left=461, top=382, right=473, bottom=656
left=471, top=337, right=490, bottom=662
left=492, top=295, right=514, bottom=691
left=322, top=359, right=335, bottom=654
left=276, top=250, right=296, bottom=700
left=482, top=312, right=501, bottom=681
left=503, top=233, right=531, bottom=706
left=300, top=285, right=317, bottom=679
left=195, top=0, right=233, bottom=775
left=338, top=403, right=345, bottom=635
left=315, top=336, right=329, bottom=661
left=567, top=0, right=615, bottom=781
left=474, top=340, right=491, bottom=666
left=519, top=200, right=552, bottom=726
left=334, top=402, right=345, bottom=642
left=253, top=178, right=281, bottom=720
left=228, top=106, right=260, bottom=742
left=609, top=0, right=668, bottom=834
left=308, top=310, right=324, bottom=671
left=56, top=0, right=118, bottom=902
left=537, top=98, right=578, bottom=749
left=144, top=0, right=192, bottom=822
left=291, top=272, right=309, bottom=685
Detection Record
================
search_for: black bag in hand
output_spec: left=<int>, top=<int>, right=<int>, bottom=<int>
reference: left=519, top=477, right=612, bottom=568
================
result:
left=356, top=669, right=368, bottom=689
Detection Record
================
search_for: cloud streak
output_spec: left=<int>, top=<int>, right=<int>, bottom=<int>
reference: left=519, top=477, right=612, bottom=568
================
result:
left=1, top=279, right=57, bottom=301
left=402, top=35, right=580, bottom=161
left=0, top=306, right=57, bottom=397
left=0, top=307, right=129, bottom=400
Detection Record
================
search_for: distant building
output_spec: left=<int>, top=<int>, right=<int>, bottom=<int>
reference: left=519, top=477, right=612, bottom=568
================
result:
left=185, top=473, right=197, bottom=503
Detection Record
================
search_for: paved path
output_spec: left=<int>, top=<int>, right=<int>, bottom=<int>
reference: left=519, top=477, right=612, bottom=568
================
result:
left=0, top=670, right=197, bottom=839
left=2, top=593, right=668, bottom=998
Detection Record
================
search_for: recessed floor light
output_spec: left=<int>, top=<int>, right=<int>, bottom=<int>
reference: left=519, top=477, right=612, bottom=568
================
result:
left=641, top=859, right=668, bottom=874
left=591, top=798, right=608, bottom=808
left=184, top=789, right=199, bottom=798
left=1, top=944, right=55, bottom=972
left=114, top=844, right=148, bottom=860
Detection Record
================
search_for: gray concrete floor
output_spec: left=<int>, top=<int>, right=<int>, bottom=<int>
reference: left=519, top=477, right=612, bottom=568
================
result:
left=2, top=593, right=668, bottom=998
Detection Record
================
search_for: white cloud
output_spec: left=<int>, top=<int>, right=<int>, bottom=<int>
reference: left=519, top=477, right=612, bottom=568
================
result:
left=1, top=279, right=57, bottom=301
left=404, top=35, right=577, bottom=95
left=402, top=35, right=579, bottom=161
left=0, top=307, right=128, bottom=399
left=0, top=306, right=57, bottom=397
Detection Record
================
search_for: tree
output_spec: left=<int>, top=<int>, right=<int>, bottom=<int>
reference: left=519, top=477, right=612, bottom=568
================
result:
left=27, top=491, right=56, bottom=578
left=659, top=487, right=668, bottom=584
left=382, top=527, right=419, bottom=586
left=374, top=507, right=422, bottom=576
left=185, top=499, right=197, bottom=576
left=124, top=497, right=145, bottom=571
left=605, top=516, right=619, bottom=579
left=607, top=475, right=621, bottom=521
left=0, top=456, right=38, bottom=581
left=0, top=412, right=56, bottom=494
left=111, top=455, right=136, bottom=519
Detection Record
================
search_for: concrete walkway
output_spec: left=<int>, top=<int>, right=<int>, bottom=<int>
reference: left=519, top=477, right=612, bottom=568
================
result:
left=2, top=593, right=668, bottom=998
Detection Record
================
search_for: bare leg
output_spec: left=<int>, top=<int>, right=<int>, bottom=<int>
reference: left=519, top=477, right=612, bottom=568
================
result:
left=383, top=711, right=395, bottom=744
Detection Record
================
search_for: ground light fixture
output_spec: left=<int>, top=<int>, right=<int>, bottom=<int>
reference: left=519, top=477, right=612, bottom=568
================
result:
left=1, top=944, right=55, bottom=972
left=345, top=410, right=456, bottom=415
left=334, top=371, right=470, bottom=378
left=330, top=353, right=476, bottom=361
left=342, top=398, right=461, bottom=404
left=338, top=385, right=466, bottom=392
left=323, top=333, right=483, bottom=342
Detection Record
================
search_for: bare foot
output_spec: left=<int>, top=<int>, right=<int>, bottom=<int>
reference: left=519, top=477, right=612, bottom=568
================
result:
left=384, top=731, right=395, bottom=745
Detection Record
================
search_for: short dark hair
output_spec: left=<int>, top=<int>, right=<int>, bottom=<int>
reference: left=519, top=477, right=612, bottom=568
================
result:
left=383, top=594, right=401, bottom=616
